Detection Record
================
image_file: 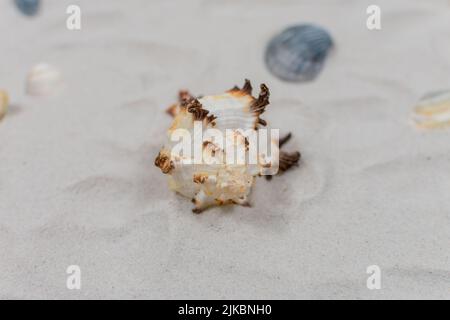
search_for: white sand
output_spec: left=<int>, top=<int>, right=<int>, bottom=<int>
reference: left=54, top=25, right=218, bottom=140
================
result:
left=0, top=0, right=449, bottom=299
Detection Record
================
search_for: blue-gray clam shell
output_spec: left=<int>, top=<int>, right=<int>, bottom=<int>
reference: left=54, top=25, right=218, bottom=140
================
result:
left=15, top=0, right=40, bottom=16
left=265, top=24, right=333, bottom=82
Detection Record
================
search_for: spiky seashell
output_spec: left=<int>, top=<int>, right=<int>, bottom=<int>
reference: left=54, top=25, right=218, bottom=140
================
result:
left=155, top=80, right=301, bottom=213
left=265, top=24, right=333, bottom=82
left=0, top=90, right=9, bottom=121
left=413, top=90, right=450, bottom=129
left=26, top=63, right=62, bottom=96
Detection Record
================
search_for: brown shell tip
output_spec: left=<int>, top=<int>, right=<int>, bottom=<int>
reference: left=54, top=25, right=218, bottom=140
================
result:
left=279, top=151, right=301, bottom=172
left=187, top=99, right=211, bottom=121
left=258, top=118, right=267, bottom=127
left=179, top=90, right=194, bottom=103
left=251, top=84, right=270, bottom=115
left=279, top=132, right=293, bottom=148
left=229, top=79, right=252, bottom=95
left=265, top=133, right=301, bottom=180
left=193, top=173, right=207, bottom=184
left=206, top=114, right=217, bottom=125
left=242, top=79, right=253, bottom=94
left=154, top=152, right=174, bottom=174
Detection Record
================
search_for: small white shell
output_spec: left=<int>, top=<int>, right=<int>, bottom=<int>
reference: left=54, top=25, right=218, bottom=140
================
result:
left=26, top=63, right=62, bottom=96
left=0, top=90, right=9, bottom=121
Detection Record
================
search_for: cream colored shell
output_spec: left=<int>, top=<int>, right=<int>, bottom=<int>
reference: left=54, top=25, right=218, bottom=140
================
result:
left=26, top=63, right=62, bottom=96
left=0, top=90, right=9, bottom=121
left=155, top=80, right=300, bottom=213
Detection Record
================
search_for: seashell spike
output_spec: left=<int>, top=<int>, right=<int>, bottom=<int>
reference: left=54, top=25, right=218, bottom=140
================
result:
left=155, top=80, right=301, bottom=213
left=265, top=24, right=333, bottom=82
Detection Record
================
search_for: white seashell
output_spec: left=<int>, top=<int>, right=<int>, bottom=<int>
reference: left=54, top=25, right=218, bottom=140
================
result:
left=0, top=90, right=9, bottom=121
left=155, top=80, right=301, bottom=213
left=413, top=90, right=450, bottom=129
left=26, top=63, right=62, bottom=96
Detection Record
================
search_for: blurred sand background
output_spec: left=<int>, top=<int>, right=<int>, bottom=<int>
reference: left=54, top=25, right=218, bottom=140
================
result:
left=0, top=0, right=449, bottom=299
